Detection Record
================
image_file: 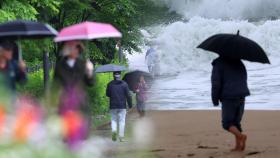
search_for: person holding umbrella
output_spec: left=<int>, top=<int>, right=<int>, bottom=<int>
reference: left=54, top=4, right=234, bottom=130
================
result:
left=53, top=40, right=94, bottom=145
left=135, top=75, right=148, bottom=117
left=123, top=70, right=152, bottom=117
left=198, top=31, right=270, bottom=151
left=55, top=21, right=123, bottom=143
left=211, top=56, right=249, bottom=151
left=54, top=40, right=94, bottom=112
left=106, top=71, right=132, bottom=142
left=0, top=41, right=26, bottom=92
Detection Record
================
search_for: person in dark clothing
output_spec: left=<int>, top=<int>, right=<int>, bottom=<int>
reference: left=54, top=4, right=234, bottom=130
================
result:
left=53, top=40, right=94, bottom=147
left=54, top=41, right=94, bottom=114
left=106, top=71, right=132, bottom=142
left=211, top=56, right=250, bottom=151
left=0, top=41, right=26, bottom=92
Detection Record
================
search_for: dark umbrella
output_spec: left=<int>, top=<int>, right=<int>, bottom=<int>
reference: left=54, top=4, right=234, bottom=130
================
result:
left=123, top=70, right=153, bottom=92
left=0, top=20, right=57, bottom=39
left=0, top=20, right=57, bottom=59
left=95, top=64, right=127, bottom=73
left=197, top=30, right=270, bottom=64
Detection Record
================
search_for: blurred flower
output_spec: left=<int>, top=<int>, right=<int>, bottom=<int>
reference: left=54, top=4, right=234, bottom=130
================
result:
left=62, top=110, right=88, bottom=149
left=0, top=105, right=6, bottom=136
left=13, top=96, right=43, bottom=142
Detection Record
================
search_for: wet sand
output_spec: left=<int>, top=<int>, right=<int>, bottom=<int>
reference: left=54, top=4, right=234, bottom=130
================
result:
left=146, top=110, right=280, bottom=158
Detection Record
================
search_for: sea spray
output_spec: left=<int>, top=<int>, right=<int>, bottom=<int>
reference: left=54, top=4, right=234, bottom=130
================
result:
left=157, top=0, right=280, bottom=20
left=129, top=1, right=280, bottom=110
left=155, top=17, right=280, bottom=74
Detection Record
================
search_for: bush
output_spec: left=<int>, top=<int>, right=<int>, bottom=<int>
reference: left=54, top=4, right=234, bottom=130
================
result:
left=17, top=70, right=44, bottom=98
left=87, top=73, right=112, bottom=115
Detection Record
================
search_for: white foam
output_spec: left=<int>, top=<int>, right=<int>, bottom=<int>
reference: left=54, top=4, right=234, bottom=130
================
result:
left=157, top=0, right=280, bottom=20
left=156, top=17, right=280, bottom=74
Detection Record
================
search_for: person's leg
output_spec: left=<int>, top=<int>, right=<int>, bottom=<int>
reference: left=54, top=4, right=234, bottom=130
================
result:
left=148, top=65, right=152, bottom=73
left=222, top=100, right=242, bottom=151
left=141, top=101, right=146, bottom=117
left=110, top=109, right=118, bottom=141
left=136, top=100, right=142, bottom=116
left=137, top=101, right=145, bottom=117
left=234, top=99, right=247, bottom=151
left=118, top=109, right=127, bottom=141
left=234, top=99, right=245, bottom=132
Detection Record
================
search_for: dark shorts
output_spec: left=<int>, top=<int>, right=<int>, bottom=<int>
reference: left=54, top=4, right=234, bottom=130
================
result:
left=221, top=98, right=245, bottom=132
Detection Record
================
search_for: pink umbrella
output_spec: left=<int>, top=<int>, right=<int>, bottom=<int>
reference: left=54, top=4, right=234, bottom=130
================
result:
left=54, top=21, right=122, bottom=42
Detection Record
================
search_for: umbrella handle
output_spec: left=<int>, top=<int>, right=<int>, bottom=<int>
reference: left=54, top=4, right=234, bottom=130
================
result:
left=17, top=41, right=23, bottom=61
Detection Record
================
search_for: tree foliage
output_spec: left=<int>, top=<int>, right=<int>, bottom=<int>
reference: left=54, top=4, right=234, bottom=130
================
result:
left=0, top=0, right=176, bottom=64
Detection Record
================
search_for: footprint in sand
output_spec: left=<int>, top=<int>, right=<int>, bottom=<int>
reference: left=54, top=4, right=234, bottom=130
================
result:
left=197, top=145, right=219, bottom=149
left=176, top=134, right=189, bottom=137
left=246, top=151, right=262, bottom=156
left=150, top=149, right=166, bottom=153
left=187, top=153, right=195, bottom=157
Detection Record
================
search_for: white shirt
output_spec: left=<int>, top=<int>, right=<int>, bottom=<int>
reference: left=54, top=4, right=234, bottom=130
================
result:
left=66, top=59, right=76, bottom=68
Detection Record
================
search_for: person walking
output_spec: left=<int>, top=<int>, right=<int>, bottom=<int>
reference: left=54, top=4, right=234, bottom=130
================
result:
left=53, top=40, right=94, bottom=146
left=135, top=75, right=148, bottom=117
left=106, top=71, right=132, bottom=142
left=0, top=41, right=26, bottom=92
left=211, top=56, right=250, bottom=151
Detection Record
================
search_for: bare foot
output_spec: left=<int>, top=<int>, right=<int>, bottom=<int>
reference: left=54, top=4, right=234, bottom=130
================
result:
left=240, top=134, right=247, bottom=151
left=231, top=136, right=240, bottom=152
left=231, top=144, right=240, bottom=152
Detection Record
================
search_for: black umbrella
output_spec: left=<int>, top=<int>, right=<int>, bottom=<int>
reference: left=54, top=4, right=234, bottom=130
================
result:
left=123, top=70, right=153, bottom=92
left=197, top=31, right=270, bottom=64
left=0, top=20, right=57, bottom=39
left=95, top=64, right=127, bottom=73
left=0, top=20, right=57, bottom=60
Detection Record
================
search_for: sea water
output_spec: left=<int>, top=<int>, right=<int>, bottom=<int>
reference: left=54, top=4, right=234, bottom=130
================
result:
left=128, top=0, right=280, bottom=110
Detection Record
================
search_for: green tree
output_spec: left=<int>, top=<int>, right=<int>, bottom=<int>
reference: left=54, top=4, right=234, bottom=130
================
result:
left=0, top=0, right=178, bottom=64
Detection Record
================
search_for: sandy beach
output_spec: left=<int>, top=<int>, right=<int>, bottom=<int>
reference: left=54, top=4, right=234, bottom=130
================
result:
left=145, top=110, right=280, bottom=158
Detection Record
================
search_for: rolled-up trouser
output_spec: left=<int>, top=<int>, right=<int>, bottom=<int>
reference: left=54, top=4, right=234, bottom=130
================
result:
left=221, top=98, right=245, bottom=132
left=110, top=109, right=127, bottom=137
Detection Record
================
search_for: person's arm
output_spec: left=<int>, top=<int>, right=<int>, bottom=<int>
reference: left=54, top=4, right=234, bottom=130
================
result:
left=106, top=83, right=111, bottom=97
left=134, top=84, right=140, bottom=93
left=124, top=83, right=132, bottom=108
left=15, top=60, right=27, bottom=84
left=211, top=64, right=222, bottom=106
left=84, top=60, right=94, bottom=86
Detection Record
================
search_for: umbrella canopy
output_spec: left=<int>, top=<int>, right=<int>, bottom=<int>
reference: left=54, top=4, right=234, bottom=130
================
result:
left=197, top=31, right=270, bottom=64
left=95, top=64, right=126, bottom=73
left=0, top=20, right=57, bottom=39
left=123, top=70, right=153, bottom=92
left=54, top=21, right=122, bottom=42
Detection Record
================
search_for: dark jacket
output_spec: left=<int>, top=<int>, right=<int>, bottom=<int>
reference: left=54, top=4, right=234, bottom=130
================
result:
left=0, top=60, right=26, bottom=91
left=211, top=57, right=250, bottom=105
left=106, top=80, right=132, bottom=109
left=54, top=57, right=94, bottom=88
left=54, top=57, right=94, bottom=115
